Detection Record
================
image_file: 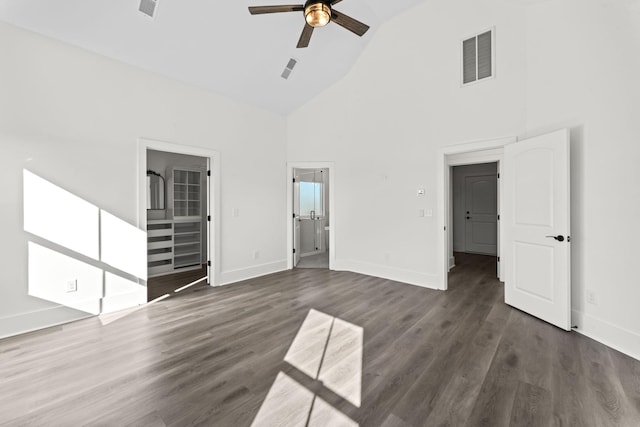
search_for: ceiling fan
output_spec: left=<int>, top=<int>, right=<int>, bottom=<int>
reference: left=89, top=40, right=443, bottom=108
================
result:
left=248, top=0, right=370, bottom=48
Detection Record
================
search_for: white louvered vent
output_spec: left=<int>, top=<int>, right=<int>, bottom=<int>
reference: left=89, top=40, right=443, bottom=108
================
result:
left=462, top=29, right=494, bottom=85
left=281, top=58, right=298, bottom=80
left=139, top=0, right=158, bottom=18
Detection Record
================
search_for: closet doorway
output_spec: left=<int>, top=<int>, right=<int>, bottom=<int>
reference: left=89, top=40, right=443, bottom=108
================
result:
left=138, top=139, right=221, bottom=301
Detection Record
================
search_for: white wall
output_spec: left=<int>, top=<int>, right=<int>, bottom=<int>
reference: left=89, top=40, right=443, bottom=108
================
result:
left=287, top=0, right=526, bottom=287
left=523, top=0, right=640, bottom=359
left=452, top=162, right=497, bottom=253
left=0, top=22, right=286, bottom=338
left=288, top=0, right=640, bottom=360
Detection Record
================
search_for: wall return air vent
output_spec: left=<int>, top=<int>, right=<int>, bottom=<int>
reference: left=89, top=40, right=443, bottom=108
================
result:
left=139, top=0, right=158, bottom=18
left=462, top=28, right=494, bottom=85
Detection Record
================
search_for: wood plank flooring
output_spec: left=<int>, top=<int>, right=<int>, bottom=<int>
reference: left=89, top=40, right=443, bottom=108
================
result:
left=147, top=265, right=208, bottom=301
left=1, top=253, right=639, bottom=426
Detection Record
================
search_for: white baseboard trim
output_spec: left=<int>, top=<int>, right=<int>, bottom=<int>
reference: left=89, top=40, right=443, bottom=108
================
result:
left=0, top=305, right=92, bottom=340
left=334, top=259, right=439, bottom=290
left=218, top=260, right=288, bottom=287
left=572, top=309, right=640, bottom=361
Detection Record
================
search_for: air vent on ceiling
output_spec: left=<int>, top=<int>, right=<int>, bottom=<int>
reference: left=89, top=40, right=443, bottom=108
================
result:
left=281, top=58, right=298, bottom=80
left=139, top=0, right=158, bottom=18
left=462, top=29, right=494, bottom=85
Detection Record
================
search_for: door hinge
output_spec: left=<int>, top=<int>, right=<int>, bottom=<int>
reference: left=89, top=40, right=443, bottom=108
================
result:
left=444, top=226, right=447, bottom=231
left=207, top=170, right=211, bottom=177
left=293, top=177, right=296, bottom=183
left=497, top=173, right=500, bottom=179
left=207, top=215, right=211, bottom=222
left=292, top=213, right=296, bottom=218
left=293, top=248, right=296, bottom=254
left=497, top=257, right=500, bottom=262
left=207, top=260, right=211, bottom=267
left=497, top=215, right=500, bottom=220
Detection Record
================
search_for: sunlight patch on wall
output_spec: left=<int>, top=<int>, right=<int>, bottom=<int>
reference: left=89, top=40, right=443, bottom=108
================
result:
left=28, top=242, right=102, bottom=315
left=23, top=170, right=99, bottom=260
left=23, top=170, right=148, bottom=317
left=101, top=210, right=147, bottom=280
left=102, top=272, right=146, bottom=314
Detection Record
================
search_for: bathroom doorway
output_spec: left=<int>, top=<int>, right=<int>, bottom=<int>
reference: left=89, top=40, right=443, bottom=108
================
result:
left=286, top=162, right=335, bottom=271
left=293, top=168, right=330, bottom=269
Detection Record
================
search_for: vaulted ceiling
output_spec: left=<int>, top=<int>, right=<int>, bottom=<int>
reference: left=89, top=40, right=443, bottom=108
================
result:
left=0, top=0, right=427, bottom=114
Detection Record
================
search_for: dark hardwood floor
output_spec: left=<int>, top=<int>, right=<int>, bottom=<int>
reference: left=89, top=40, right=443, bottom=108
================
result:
left=147, top=265, right=208, bottom=301
left=1, top=253, right=639, bottom=426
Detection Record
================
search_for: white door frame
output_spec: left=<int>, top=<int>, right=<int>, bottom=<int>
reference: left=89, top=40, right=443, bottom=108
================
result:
left=436, top=136, right=515, bottom=290
left=137, top=138, right=221, bottom=286
left=286, top=161, right=335, bottom=270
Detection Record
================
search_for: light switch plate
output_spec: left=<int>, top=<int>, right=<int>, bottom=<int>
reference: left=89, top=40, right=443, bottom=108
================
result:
left=417, top=188, right=425, bottom=196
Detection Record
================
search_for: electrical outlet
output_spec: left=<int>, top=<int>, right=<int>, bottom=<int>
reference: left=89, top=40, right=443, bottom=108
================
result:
left=586, top=289, right=597, bottom=305
left=66, top=280, right=77, bottom=293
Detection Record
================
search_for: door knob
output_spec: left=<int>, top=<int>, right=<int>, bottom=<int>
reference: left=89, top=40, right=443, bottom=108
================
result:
left=546, top=235, right=565, bottom=242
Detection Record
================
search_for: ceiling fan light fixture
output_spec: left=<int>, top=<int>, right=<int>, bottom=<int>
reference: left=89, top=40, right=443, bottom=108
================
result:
left=305, top=2, right=331, bottom=27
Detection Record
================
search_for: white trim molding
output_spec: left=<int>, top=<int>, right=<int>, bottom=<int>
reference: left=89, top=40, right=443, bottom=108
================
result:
left=573, top=310, right=640, bottom=361
left=218, top=260, right=288, bottom=287
left=334, top=260, right=439, bottom=290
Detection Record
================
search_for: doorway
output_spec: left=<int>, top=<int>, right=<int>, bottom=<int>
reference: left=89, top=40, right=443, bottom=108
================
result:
left=138, top=139, right=221, bottom=299
left=293, top=168, right=330, bottom=269
left=451, top=162, right=498, bottom=258
left=286, top=162, right=335, bottom=271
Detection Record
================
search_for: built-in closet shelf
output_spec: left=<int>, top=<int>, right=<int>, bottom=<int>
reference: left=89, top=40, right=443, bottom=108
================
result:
left=146, top=218, right=203, bottom=277
left=172, top=218, right=201, bottom=273
left=171, top=168, right=201, bottom=219
left=147, top=220, right=174, bottom=277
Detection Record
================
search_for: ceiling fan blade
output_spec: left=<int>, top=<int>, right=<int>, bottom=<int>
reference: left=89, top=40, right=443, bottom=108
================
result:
left=297, top=24, right=314, bottom=48
left=331, top=9, right=370, bottom=36
left=248, top=5, right=304, bottom=14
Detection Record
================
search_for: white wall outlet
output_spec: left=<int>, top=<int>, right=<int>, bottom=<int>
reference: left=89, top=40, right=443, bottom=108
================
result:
left=66, top=279, right=77, bottom=293
left=426, top=209, right=433, bottom=217
left=418, top=209, right=425, bottom=217
left=587, top=289, right=597, bottom=305
left=232, top=208, right=240, bottom=217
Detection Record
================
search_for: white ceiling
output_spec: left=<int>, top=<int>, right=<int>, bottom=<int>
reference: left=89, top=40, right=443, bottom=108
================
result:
left=0, top=0, right=427, bottom=114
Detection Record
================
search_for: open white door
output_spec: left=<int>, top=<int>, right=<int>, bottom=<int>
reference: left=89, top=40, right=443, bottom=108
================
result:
left=293, top=177, right=301, bottom=267
left=504, top=129, right=571, bottom=330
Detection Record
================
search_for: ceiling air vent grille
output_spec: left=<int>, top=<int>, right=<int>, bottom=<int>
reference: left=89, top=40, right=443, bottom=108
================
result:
left=139, top=0, right=158, bottom=18
left=462, top=29, right=494, bottom=85
left=281, top=58, right=298, bottom=80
